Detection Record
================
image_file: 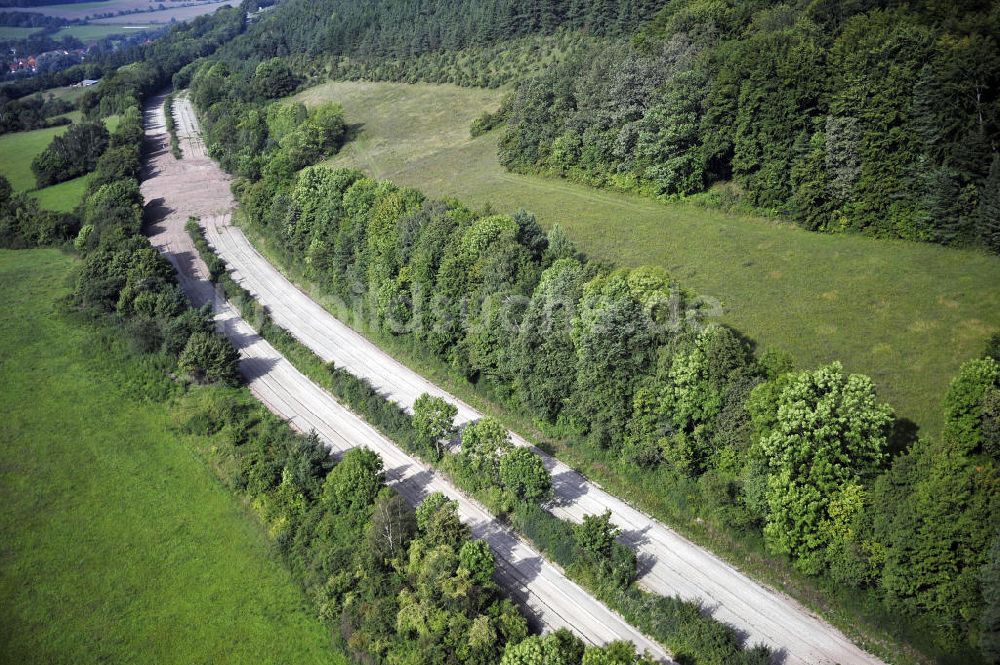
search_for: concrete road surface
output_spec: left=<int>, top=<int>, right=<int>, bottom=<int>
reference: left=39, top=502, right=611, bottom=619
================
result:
left=140, top=92, right=671, bottom=662
left=168, top=92, right=888, bottom=665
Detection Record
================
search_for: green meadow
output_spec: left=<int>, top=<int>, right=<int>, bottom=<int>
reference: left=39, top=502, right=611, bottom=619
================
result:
left=0, top=249, right=346, bottom=665
left=28, top=173, right=92, bottom=211
left=0, top=26, right=41, bottom=40
left=44, top=86, right=90, bottom=104
left=296, top=80, right=1000, bottom=436
left=0, top=115, right=118, bottom=210
left=53, top=24, right=153, bottom=42
left=0, top=123, right=70, bottom=192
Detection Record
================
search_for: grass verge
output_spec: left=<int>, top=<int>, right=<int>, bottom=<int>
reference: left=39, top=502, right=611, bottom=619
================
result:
left=0, top=248, right=346, bottom=665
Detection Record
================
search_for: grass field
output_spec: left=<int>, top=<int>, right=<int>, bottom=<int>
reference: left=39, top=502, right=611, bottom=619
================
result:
left=3, top=0, right=228, bottom=22
left=42, top=86, right=89, bottom=104
left=0, top=116, right=118, bottom=210
left=0, top=249, right=347, bottom=665
left=0, top=26, right=41, bottom=40
left=91, top=2, right=234, bottom=24
left=295, top=80, right=1000, bottom=436
left=28, top=173, right=91, bottom=212
left=50, top=110, right=84, bottom=125
left=0, top=124, right=69, bottom=192
left=3, top=0, right=126, bottom=19
left=53, top=24, right=153, bottom=42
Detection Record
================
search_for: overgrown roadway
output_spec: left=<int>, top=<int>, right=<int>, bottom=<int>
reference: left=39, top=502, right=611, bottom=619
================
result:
left=139, top=92, right=671, bottom=661
left=170, top=91, right=888, bottom=665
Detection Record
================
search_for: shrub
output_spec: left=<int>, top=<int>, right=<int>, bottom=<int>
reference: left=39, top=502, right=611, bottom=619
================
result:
left=32, top=122, right=110, bottom=187
left=499, top=447, right=552, bottom=504
left=179, top=331, right=241, bottom=386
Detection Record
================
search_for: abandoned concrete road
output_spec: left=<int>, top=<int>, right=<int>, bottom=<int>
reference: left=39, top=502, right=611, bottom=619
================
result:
left=170, top=92, right=886, bottom=665
left=140, top=92, right=671, bottom=661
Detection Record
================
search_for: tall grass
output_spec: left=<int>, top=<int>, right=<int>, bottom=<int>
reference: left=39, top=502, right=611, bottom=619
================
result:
left=0, top=249, right=346, bottom=665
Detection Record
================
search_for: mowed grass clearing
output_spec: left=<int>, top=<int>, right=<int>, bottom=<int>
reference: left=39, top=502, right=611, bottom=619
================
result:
left=296, top=80, right=1000, bottom=436
left=53, top=23, right=153, bottom=42
left=0, top=26, right=41, bottom=40
left=0, top=249, right=346, bottom=665
left=43, top=85, right=89, bottom=104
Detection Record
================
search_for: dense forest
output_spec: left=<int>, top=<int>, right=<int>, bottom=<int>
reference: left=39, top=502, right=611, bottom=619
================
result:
left=498, top=0, right=1000, bottom=250
left=194, top=0, right=1000, bottom=251
left=186, top=49, right=1000, bottom=659
left=218, top=0, right=663, bottom=69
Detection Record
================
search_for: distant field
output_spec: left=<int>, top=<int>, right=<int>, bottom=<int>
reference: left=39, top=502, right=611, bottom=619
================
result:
left=42, top=85, right=88, bottom=103
left=91, top=2, right=233, bottom=24
left=4, top=0, right=125, bottom=19
left=296, top=80, right=1000, bottom=436
left=3, top=0, right=228, bottom=22
left=0, top=249, right=346, bottom=665
left=53, top=23, right=153, bottom=41
left=0, top=26, right=40, bottom=40
left=50, top=109, right=84, bottom=124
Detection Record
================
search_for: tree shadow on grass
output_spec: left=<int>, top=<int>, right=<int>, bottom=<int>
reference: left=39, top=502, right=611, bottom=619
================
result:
left=887, top=416, right=919, bottom=457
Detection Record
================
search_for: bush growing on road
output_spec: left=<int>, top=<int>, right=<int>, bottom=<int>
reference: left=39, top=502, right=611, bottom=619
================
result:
left=502, top=632, right=657, bottom=665
left=510, top=502, right=769, bottom=665
left=185, top=218, right=227, bottom=280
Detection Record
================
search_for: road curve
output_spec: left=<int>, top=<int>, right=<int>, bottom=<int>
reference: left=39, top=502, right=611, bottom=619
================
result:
left=139, top=92, right=671, bottom=662
left=173, top=92, right=887, bottom=665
